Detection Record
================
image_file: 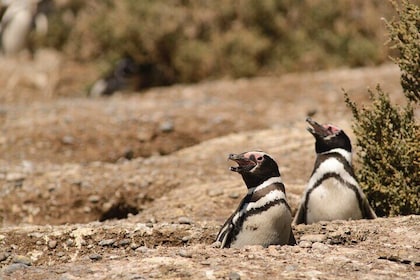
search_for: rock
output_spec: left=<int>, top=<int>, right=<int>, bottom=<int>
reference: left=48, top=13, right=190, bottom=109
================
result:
left=6, top=173, right=26, bottom=182
left=13, top=255, right=32, bottom=266
left=311, top=242, right=329, bottom=251
left=89, top=254, right=102, bottom=261
left=88, top=195, right=101, bottom=203
left=207, top=189, right=224, bottom=197
left=99, top=239, right=116, bottom=246
left=298, top=241, right=312, bottom=248
left=229, top=272, right=241, bottom=280
left=159, top=121, right=174, bottom=133
left=178, top=217, right=192, bottom=225
left=62, top=135, right=74, bottom=145
left=48, top=240, right=58, bottom=249
left=3, top=263, right=29, bottom=275
left=178, top=249, right=192, bottom=258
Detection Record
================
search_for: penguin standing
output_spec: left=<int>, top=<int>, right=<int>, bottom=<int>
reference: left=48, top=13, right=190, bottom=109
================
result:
left=216, top=151, right=296, bottom=248
left=0, top=0, right=49, bottom=56
left=294, top=118, right=377, bottom=225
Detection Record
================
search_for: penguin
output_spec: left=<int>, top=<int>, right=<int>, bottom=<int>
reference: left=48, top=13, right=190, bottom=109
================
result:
left=293, top=117, right=377, bottom=225
left=0, top=0, right=50, bottom=56
left=215, top=151, right=296, bottom=248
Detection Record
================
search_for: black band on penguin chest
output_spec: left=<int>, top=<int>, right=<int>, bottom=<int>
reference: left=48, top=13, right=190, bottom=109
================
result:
left=227, top=182, right=290, bottom=246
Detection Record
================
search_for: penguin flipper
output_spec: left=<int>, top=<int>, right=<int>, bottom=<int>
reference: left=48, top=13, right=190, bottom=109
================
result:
left=293, top=202, right=306, bottom=225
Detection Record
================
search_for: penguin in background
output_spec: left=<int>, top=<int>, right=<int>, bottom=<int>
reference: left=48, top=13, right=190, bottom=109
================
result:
left=216, top=151, right=296, bottom=248
left=0, top=0, right=50, bottom=56
left=294, top=117, right=376, bottom=225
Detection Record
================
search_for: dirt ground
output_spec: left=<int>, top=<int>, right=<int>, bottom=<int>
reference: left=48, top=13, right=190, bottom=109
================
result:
left=0, top=50, right=418, bottom=279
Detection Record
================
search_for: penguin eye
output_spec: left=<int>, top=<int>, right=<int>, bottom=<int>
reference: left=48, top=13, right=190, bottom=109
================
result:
left=257, top=156, right=263, bottom=161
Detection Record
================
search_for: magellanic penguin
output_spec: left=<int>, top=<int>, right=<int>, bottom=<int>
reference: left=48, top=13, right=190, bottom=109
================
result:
left=294, top=118, right=377, bottom=225
left=215, top=151, right=296, bottom=248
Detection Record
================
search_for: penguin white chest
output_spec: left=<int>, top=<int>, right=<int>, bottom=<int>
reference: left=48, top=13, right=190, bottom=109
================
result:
left=231, top=203, right=292, bottom=248
left=306, top=177, right=362, bottom=224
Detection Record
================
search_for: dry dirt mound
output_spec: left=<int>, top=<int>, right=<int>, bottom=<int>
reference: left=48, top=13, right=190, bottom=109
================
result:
left=0, top=54, right=418, bottom=279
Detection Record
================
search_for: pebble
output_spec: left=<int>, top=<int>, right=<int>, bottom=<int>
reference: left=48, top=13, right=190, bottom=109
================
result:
left=182, top=236, right=191, bottom=242
left=178, top=217, right=192, bottom=225
left=88, top=195, right=101, bottom=203
left=117, top=239, right=131, bottom=247
left=311, top=242, right=329, bottom=251
left=229, top=272, right=241, bottom=280
left=13, top=255, right=32, bottom=266
left=65, top=239, right=74, bottom=247
left=136, top=246, right=148, bottom=253
left=48, top=240, right=58, bottom=249
left=228, top=192, right=240, bottom=199
left=61, top=135, right=74, bottom=145
left=89, top=253, right=102, bottom=261
left=99, top=239, right=116, bottom=246
left=207, top=189, right=224, bottom=197
left=3, top=263, right=29, bottom=275
left=56, top=252, right=65, bottom=257
left=159, top=121, right=174, bottom=132
left=6, top=172, right=26, bottom=182
left=178, top=249, right=192, bottom=258
left=298, top=241, right=313, bottom=248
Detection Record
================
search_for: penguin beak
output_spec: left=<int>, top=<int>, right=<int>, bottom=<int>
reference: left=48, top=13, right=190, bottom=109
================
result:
left=306, top=117, right=334, bottom=137
left=228, top=153, right=256, bottom=173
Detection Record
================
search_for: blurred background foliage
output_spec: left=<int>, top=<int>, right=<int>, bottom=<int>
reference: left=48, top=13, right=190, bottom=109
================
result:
left=36, top=0, right=405, bottom=84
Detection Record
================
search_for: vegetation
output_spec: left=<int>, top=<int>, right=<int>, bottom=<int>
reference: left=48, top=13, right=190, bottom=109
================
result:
left=39, top=0, right=397, bottom=84
left=344, top=0, right=419, bottom=217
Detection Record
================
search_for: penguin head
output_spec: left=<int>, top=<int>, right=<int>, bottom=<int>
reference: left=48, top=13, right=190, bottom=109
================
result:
left=306, top=117, right=352, bottom=153
left=228, top=151, right=280, bottom=188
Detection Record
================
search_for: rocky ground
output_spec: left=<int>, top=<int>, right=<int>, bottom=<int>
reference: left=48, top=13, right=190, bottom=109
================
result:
left=0, top=50, right=418, bottom=279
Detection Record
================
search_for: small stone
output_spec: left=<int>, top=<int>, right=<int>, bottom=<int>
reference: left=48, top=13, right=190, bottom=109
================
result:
left=62, top=135, right=74, bottom=145
left=311, top=242, right=329, bottom=251
left=3, top=263, right=29, bottom=275
left=182, top=236, right=191, bottom=242
left=159, top=121, right=174, bottom=133
left=88, top=195, right=101, bottom=203
left=207, top=189, right=224, bottom=197
left=48, top=240, right=57, bottom=249
left=36, top=240, right=42, bottom=245
left=56, top=252, right=65, bottom=257
left=6, top=172, right=26, bottom=182
left=298, top=241, right=312, bottom=248
left=178, top=217, right=192, bottom=225
left=117, top=239, right=131, bottom=247
left=99, top=239, right=116, bottom=246
left=178, top=249, right=192, bottom=258
left=65, top=239, right=74, bottom=247
left=130, top=243, right=140, bottom=250
left=13, top=255, right=32, bottom=266
left=229, top=272, right=241, bottom=280
left=228, top=193, right=240, bottom=199
left=136, top=246, right=148, bottom=253
left=300, top=234, right=327, bottom=243
left=89, top=254, right=102, bottom=261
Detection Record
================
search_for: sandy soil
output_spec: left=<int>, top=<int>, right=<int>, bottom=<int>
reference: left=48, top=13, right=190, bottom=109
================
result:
left=0, top=50, right=418, bottom=279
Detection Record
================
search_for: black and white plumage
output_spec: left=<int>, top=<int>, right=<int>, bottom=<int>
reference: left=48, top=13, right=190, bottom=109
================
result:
left=0, top=0, right=49, bottom=56
left=216, top=151, right=296, bottom=248
left=294, top=117, right=377, bottom=225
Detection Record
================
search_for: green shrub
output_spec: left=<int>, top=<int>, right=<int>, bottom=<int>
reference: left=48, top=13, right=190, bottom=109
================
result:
left=385, top=0, right=420, bottom=102
left=345, top=88, right=419, bottom=216
left=344, top=0, right=419, bottom=217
